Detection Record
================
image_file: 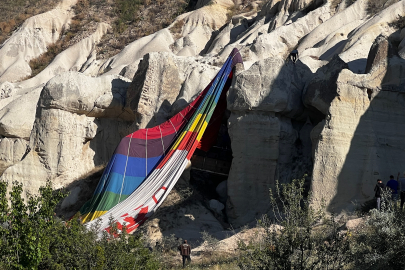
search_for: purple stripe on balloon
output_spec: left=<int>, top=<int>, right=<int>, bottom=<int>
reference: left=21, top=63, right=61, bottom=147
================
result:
left=115, top=133, right=177, bottom=158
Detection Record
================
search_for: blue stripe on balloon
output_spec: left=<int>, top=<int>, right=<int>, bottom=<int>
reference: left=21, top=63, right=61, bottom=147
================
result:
left=110, top=153, right=163, bottom=177
left=93, top=172, right=146, bottom=196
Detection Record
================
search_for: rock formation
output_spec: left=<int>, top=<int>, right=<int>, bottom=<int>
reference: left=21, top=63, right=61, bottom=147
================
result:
left=0, top=0, right=405, bottom=237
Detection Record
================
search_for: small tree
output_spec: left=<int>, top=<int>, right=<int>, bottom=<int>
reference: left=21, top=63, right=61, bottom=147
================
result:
left=238, top=178, right=353, bottom=270
left=0, top=180, right=66, bottom=269
left=0, top=181, right=160, bottom=270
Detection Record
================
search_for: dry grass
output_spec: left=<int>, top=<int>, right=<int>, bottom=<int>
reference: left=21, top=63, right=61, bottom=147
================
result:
left=330, top=0, right=343, bottom=13
left=226, top=0, right=258, bottom=22
left=366, top=0, right=399, bottom=15
left=67, top=0, right=192, bottom=60
left=0, top=0, right=62, bottom=45
left=170, top=19, right=185, bottom=38
left=10, top=0, right=193, bottom=77
left=388, top=15, right=405, bottom=29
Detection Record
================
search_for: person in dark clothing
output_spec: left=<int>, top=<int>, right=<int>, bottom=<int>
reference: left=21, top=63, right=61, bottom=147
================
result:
left=386, top=175, right=399, bottom=201
left=398, top=172, right=405, bottom=209
left=178, top=240, right=191, bottom=268
left=374, top=179, right=385, bottom=210
left=289, top=49, right=298, bottom=63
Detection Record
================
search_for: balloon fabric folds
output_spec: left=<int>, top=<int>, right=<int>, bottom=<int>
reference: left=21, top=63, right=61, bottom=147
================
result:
left=80, top=48, right=243, bottom=234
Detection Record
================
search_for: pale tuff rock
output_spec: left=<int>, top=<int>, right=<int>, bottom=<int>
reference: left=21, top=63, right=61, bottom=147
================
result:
left=298, top=0, right=368, bottom=61
left=0, top=82, right=14, bottom=100
left=96, top=29, right=174, bottom=77
left=0, top=87, right=43, bottom=139
left=226, top=55, right=315, bottom=226
left=0, top=138, right=29, bottom=176
left=16, top=23, right=111, bottom=90
left=344, top=217, right=365, bottom=231
left=226, top=112, right=280, bottom=226
left=303, top=55, right=349, bottom=115
left=39, top=72, right=131, bottom=119
left=96, top=0, right=232, bottom=76
left=229, top=57, right=310, bottom=115
left=0, top=0, right=78, bottom=83
left=310, top=36, right=405, bottom=212
left=0, top=73, right=131, bottom=195
left=229, top=2, right=333, bottom=70
left=125, top=52, right=218, bottom=129
left=338, top=0, right=405, bottom=73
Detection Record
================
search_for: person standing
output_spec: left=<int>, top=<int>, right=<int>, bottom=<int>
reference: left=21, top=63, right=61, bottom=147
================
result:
left=374, top=179, right=385, bottom=210
left=398, top=172, right=405, bottom=209
left=178, top=240, right=191, bottom=268
left=386, top=175, right=399, bottom=201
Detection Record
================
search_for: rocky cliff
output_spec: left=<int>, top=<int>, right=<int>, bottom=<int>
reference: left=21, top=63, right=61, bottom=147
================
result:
left=0, top=0, right=405, bottom=234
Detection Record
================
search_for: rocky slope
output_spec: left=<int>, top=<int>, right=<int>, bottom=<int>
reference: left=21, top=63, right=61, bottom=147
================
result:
left=0, top=0, right=405, bottom=242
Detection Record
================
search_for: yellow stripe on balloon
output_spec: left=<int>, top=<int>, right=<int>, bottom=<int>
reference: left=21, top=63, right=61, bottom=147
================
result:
left=189, top=114, right=202, bottom=132
left=81, top=210, right=108, bottom=223
left=172, top=131, right=187, bottom=150
left=197, top=120, right=209, bottom=141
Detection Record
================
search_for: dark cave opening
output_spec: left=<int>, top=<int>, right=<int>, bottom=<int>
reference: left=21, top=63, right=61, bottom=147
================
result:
left=188, top=110, right=233, bottom=223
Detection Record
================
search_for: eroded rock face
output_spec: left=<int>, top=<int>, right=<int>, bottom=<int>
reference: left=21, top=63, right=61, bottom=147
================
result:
left=0, top=73, right=131, bottom=194
left=126, top=52, right=218, bottom=129
left=0, top=138, right=29, bottom=175
left=226, top=57, right=316, bottom=226
left=309, top=36, right=405, bottom=212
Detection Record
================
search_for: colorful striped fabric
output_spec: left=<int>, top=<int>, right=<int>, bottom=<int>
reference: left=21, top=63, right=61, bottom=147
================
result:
left=81, top=48, right=243, bottom=234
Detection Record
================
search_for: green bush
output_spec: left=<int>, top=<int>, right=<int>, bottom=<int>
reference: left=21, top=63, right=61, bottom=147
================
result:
left=0, top=181, right=66, bottom=269
left=237, top=178, right=353, bottom=270
left=353, top=189, right=405, bottom=269
left=0, top=181, right=160, bottom=270
left=114, top=0, right=143, bottom=33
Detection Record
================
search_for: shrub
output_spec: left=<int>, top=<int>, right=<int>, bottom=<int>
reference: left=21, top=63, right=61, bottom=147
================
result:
left=0, top=180, right=67, bottom=269
left=29, top=41, right=64, bottom=77
left=352, top=189, right=405, bottom=269
left=388, top=15, right=405, bottom=29
left=201, top=231, right=220, bottom=256
left=237, top=178, right=353, bottom=270
left=0, top=181, right=160, bottom=270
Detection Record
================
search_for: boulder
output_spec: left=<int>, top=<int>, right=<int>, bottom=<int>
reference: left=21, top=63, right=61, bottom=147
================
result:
left=209, top=199, right=225, bottom=214
left=216, top=180, right=227, bottom=200
left=0, top=87, right=43, bottom=139
left=39, top=72, right=132, bottom=119
left=344, top=217, right=365, bottom=231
